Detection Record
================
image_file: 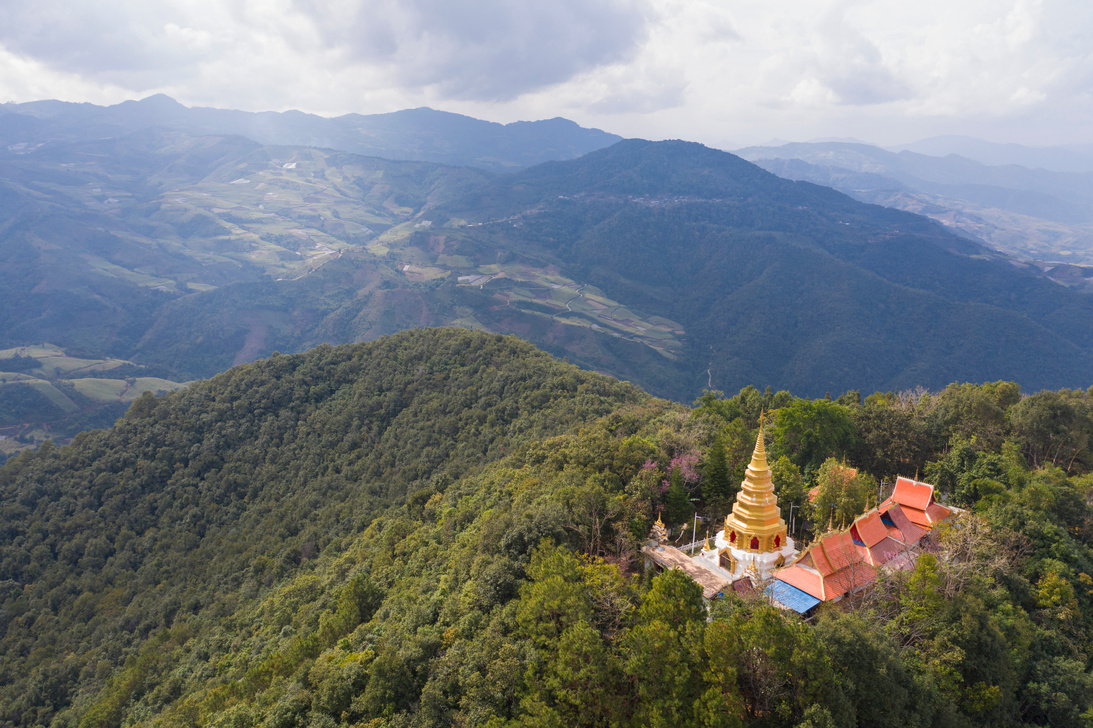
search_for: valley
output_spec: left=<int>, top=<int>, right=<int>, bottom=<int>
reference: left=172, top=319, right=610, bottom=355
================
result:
left=735, top=141, right=1093, bottom=287
left=5, top=98, right=1093, bottom=444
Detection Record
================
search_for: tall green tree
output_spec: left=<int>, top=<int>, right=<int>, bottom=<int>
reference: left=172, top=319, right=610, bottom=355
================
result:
left=516, top=545, right=594, bottom=649
left=923, top=437, right=1012, bottom=506
left=850, top=393, right=933, bottom=480
left=810, top=457, right=875, bottom=530
left=770, top=455, right=807, bottom=537
left=928, top=381, right=1021, bottom=453
left=702, top=433, right=732, bottom=510
left=623, top=569, right=705, bottom=728
left=713, top=602, right=849, bottom=727
left=543, top=620, right=622, bottom=727
left=1008, top=389, right=1093, bottom=473
left=772, top=399, right=858, bottom=476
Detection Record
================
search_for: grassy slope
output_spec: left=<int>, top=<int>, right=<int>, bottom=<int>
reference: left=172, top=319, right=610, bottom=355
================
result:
left=0, top=346, right=185, bottom=456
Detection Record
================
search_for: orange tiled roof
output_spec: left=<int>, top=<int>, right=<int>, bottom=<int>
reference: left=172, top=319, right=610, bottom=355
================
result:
left=882, top=503, right=927, bottom=544
left=926, top=502, right=951, bottom=524
left=886, top=476, right=935, bottom=511
left=819, top=531, right=862, bottom=571
left=850, top=511, right=889, bottom=547
left=899, top=505, right=933, bottom=529
left=771, top=475, right=954, bottom=606
left=776, top=564, right=825, bottom=600
left=810, top=544, right=835, bottom=576
left=822, top=562, right=877, bottom=600
left=867, top=536, right=906, bottom=566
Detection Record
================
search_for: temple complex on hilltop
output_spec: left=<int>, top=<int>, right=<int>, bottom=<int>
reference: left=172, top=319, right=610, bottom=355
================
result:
left=643, top=421, right=798, bottom=599
left=642, top=421, right=957, bottom=614
left=642, top=513, right=734, bottom=600
left=769, top=476, right=954, bottom=613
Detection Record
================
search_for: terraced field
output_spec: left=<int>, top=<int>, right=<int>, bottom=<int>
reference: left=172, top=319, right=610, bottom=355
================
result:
left=375, top=223, right=687, bottom=357
left=0, top=345, right=187, bottom=456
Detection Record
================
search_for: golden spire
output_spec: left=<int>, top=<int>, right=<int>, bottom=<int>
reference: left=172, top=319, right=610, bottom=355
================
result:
left=703, top=531, right=711, bottom=551
left=655, top=512, right=664, bottom=527
left=722, top=414, right=788, bottom=553
left=750, top=415, right=769, bottom=470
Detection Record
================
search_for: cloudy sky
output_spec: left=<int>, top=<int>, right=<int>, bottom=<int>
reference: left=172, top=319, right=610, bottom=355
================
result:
left=1, top=0, right=1091, bottom=148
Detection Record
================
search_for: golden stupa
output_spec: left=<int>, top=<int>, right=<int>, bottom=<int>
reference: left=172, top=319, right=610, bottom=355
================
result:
left=723, top=420, right=788, bottom=553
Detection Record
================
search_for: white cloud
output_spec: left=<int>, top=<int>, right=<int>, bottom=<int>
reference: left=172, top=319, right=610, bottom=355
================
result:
left=0, top=0, right=1090, bottom=146
left=0, top=0, right=652, bottom=103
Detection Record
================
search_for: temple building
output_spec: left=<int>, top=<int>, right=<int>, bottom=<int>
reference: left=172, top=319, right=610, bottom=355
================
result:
left=693, top=421, right=799, bottom=581
left=769, top=476, right=954, bottom=614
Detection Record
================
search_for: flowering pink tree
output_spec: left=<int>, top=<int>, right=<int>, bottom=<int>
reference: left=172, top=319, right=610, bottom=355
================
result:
left=664, top=449, right=701, bottom=525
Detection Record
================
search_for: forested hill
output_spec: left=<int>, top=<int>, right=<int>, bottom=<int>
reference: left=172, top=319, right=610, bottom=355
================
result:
left=8, top=128, right=1093, bottom=412
left=432, top=139, right=1093, bottom=398
left=0, top=328, right=647, bottom=726
left=2, top=330, right=1093, bottom=727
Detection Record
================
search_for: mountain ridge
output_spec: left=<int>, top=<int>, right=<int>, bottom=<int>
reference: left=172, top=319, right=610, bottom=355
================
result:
left=1, top=328, right=1090, bottom=728
left=0, top=95, right=622, bottom=172
left=425, top=139, right=1093, bottom=395
left=734, top=140, right=1093, bottom=270
left=4, top=124, right=1093, bottom=410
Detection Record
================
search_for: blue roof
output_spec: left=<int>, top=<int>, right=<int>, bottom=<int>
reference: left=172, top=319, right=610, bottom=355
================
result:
left=765, top=580, right=822, bottom=614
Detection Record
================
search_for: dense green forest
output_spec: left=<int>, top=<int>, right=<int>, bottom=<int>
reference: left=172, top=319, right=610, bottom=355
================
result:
left=1, top=329, right=1091, bottom=727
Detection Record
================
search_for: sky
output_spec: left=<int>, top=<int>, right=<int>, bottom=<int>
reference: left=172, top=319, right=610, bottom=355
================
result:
left=1, top=0, right=1091, bottom=149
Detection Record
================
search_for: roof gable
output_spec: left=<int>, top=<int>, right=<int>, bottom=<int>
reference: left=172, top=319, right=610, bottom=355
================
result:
left=852, top=511, right=889, bottom=547
left=889, top=477, right=935, bottom=510
left=819, top=531, right=863, bottom=571
left=926, top=502, right=951, bottom=524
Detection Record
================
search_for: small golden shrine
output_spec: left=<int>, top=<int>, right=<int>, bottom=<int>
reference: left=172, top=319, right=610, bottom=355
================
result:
left=650, top=512, right=668, bottom=545
left=723, top=420, right=788, bottom=553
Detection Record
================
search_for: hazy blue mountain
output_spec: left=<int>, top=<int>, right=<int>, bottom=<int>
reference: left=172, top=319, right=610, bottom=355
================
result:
left=0, top=95, right=621, bottom=171
left=893, top=134, right=1093, bottom=173
left=735, top=141, right=1093, bottom=270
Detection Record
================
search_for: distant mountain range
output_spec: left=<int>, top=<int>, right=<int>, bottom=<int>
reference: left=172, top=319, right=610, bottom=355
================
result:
left=426, top=140, right=1093, bottom=397
left=3, top=98, right=1093, bottom=434
left=892, top=135, right=1093, bottom=173
left=734, top=140, right=1093, bottom=279
left=0, top=95, right=621, bottom=172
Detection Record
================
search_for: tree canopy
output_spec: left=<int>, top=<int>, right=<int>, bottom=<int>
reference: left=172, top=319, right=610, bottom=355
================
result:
left=0, top=340, right=1090, bottom=728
